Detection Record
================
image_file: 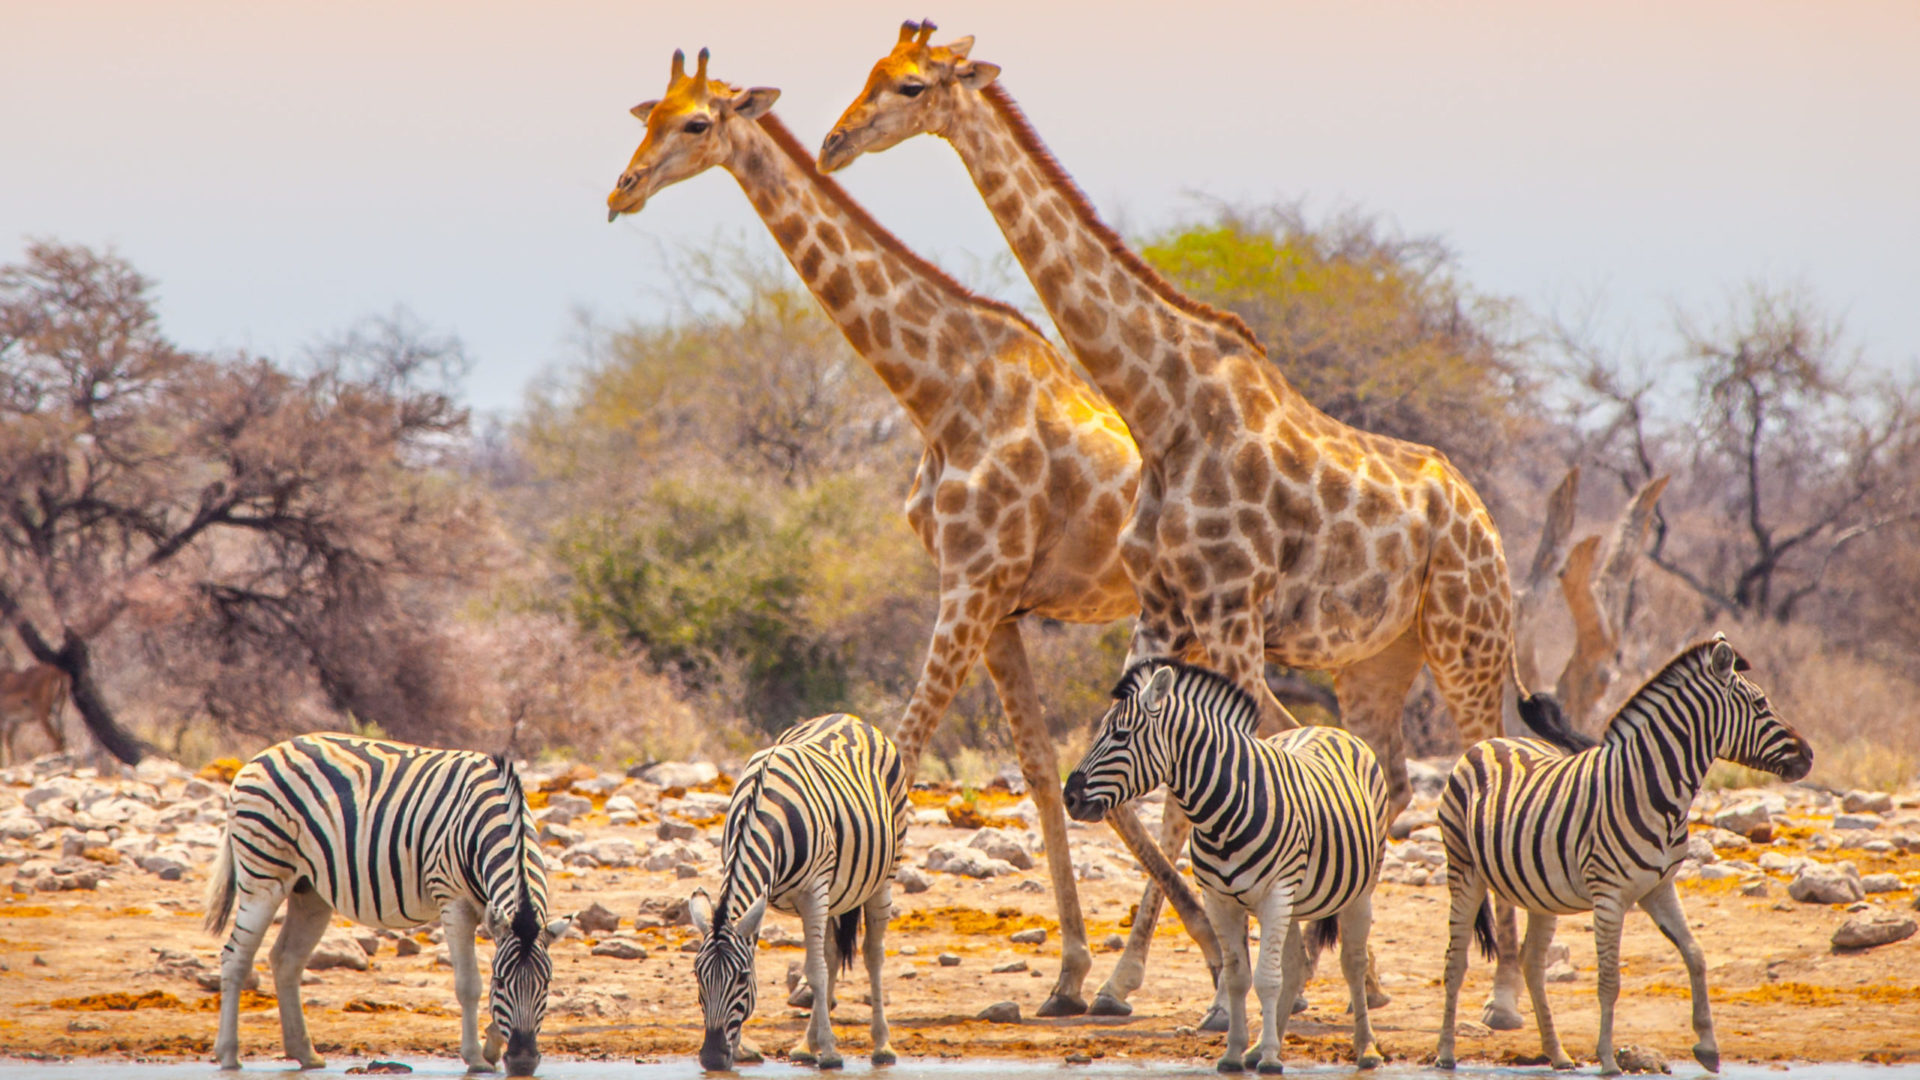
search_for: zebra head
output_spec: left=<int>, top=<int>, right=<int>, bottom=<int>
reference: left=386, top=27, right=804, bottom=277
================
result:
left=483, top=881, right=570, bottom=1076
left=688, top=887, right=767, bottom=1071
left=1063, top=661, right=1184, bottom=822
left=1702, top=633, right=1813, bottom=782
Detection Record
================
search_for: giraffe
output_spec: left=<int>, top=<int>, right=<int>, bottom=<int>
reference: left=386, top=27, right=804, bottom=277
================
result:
left=821, top=22, right=1536, bottom=1028
left=605, top=47, right=1223, bottom=1018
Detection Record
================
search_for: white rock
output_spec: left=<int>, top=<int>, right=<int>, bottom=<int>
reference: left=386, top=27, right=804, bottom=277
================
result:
left=1686, top=835, right=1718, bottom=864
left=1833, top=812, right=1883, bottom=831
left=1861, top=873, right=1903, bottom=894
left=634, top=761, right=718, bottom=788
left=895, top=865, right=932, bottom=894
left=967, top=828, right=1036, bottom=870
left=565, top=838, right=642, bottom=869
left=1832, top=910, right=1917, bottom=950
left=911, top=808, right=947, bottom=827
left=1713, top=795, right=1783, bottom=835
left=543, top=793, right=593, bottom=825
left=604, top=795, right=639, bottom=815
left=659, top=792, right=731, bottom=819
left=1788, top=862, right=1864, bottom=905
left=641, top=839, right=705, bottom=872
left=924, top=842, right=1015, bottom=879
left=1841, top=790, right=1894, bottom=815
left=306, top=929, right=370, bottom=971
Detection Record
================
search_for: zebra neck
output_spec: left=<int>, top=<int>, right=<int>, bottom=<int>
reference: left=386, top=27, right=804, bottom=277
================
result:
left=453, top=790, right=545, bottom=917
left=1158, top=707, right=1275, bottom=823
left=714, top=856, right=774, bottom=929
left=1601, top=694, right=1719, bottom=820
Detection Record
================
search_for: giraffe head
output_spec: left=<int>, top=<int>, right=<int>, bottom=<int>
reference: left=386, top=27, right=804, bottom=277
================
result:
left=817, top=20, right=1000, bottom=173
left=605, top=48, right=780, bottom=221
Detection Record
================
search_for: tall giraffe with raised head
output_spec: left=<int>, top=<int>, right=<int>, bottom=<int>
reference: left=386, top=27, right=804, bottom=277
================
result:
left=822, top=22, right=1534, bottom=1026
left=606, top=48, right=1215, bottom=1017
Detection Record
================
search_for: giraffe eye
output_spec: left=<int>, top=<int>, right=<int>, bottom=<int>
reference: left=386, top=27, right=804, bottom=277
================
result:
left=897, top=83, right=925, bottom=99
left=683, top=117, right=711, bottom=134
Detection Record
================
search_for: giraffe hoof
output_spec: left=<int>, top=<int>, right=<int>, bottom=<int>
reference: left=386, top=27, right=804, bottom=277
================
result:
left=1480, top=1001, right=1524, bottom=1031
left=817, top=1052, right=844, bottom=1070
left=1199, top=1005, right=1230, bottom=1032
left=300, top=1058, right=328, bottom=1072
left=1088, top=993, right=1133, bottom=1017
left=1256, top=1060, right=1285, bottom=1075
left=1291, top=994, right=1310, bottom=1015
left=1357, top=1048, right=1382, bottom=1070
left=1366, top=988, right=1391, bottom=1009
left=1037, top=992, right=1088, bottom=1018
left=1435, top=1056, right=1456, bottom=1072
left=1215, top=1055, right=1245, bottom=1073
left=871, top=1049, right=896, bottom=1066
left=1694, top=1046, right=1720, bottom=1073
left=791, top=1049, right=818, bottom=1065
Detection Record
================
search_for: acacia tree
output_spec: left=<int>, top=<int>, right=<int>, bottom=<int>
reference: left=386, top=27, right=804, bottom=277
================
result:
left=0, top=242, right=484, bottom=761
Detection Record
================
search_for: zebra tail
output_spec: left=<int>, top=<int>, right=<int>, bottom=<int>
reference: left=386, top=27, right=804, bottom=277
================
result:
left=1308, top=916, right=1340, bottom=956
left=1516, top=691, right=1598, bottom=754
left=833, top=909, right=859, bottom=974
left=1472, top=898, right=1498, bottom=962
left=203, top=828, right=237, bottom=936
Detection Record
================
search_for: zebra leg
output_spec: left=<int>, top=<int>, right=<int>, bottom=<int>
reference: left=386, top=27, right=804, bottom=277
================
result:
left=863, top=887, right=895, bottom=1066
left=1202, top=889, right=1253, bottom=1073
left=1480, top=898, right=1526, bottom=1029
left=1093, top=800, right=1225, bottom=1024
left=792, top=887, right=841, bottom=1069
left=442, top=901, right=496, bottom=1072
left=1639, top=881, right=1718, bottom=1072
left=1521, top=910, right=1574, bottom=1070
left=267, top=884, right=334, bottom=1069
left=1591, top=892, right=1628, bottom=1076
left=1338, top=897, right=1384, bottom=1069
left=1434, top=874, right=1487, bottom=1070
left=215, top=881, right=288, bottom=1069
left=983, top=620, right=1090, bottom=1018
left=1246, top=892, right=1301, bottom=1075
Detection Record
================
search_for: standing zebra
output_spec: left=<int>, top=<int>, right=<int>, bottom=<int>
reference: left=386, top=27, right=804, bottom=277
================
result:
left=689, top=713, right=909, bottom=1071
left=1063, top=661, right=1389, bottom=1074
left=205, top=734, right=569, bottom=1075
left=1435, top=634, right=1812, bottom=1075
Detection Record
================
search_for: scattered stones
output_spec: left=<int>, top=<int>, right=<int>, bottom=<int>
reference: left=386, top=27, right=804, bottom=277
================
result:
left=1712, top=796, right=1781, bottom=839
left=67, top=1017, right=107, bottom=1033
left=539, top=822, right=582, bottom=848
left=574, top=901, right=620, bottom=935
left=1544, top=942, right=1577, bottom=983
left=938, top=952, right=961, bottom=967
left=894, top=865, right=932, bottom=894
left=1741, top=878, right=1771, bottom=898
left=394, top=937, right=421, bottom=958
left=1833, top=813, right=1884, bottom=832
left=1862, top=874, right=1903, bottom=894
left=354, top=932, right=381, bottom=957
left=1612, top=1044, right=1671, bottom=1073
left=1789, top=862, right=1864, bottom=905
left=590, top=938, right=648, bottom=960
left=655, top=819, right=699, bottom=842
left=1101, top=934, right=1126, bottom=951
left=1453, top=1020, right=1492, bottom=1038
left=307, top=929, right=371, bottom=972
left=977, top=1000, right=1021, bottom=1023
left=990, top=960, right=1027, bottom=974
left=1009, top=928, right=1047, bottom=945
left=1832, top=911, right=1917, bottom=950
left=967, top=828, right=1036, bottom=870
left=638, top=896, right=690, bottom=926
left=1685, top=834, right=1718, bottom=864
left=1064, top=1051, right=1091, bottom=1065
left=1388, top=807, right=1437, bottom=841
left=564, top=838, right=641, bottom=870
left=631, top=761, right=718, bottom=789
left=924, top=842, right=1016, bottom=879
left=542, top=793, right=593, bottom=826
left=1842, top=790, right=1894, bottom=814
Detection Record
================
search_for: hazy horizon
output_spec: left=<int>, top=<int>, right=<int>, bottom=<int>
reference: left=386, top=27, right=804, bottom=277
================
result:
left=5, top=1, right=1916, bottom=416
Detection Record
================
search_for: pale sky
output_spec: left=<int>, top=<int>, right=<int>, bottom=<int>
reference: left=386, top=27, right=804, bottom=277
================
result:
left=5, top=1, right=1916, bottom=415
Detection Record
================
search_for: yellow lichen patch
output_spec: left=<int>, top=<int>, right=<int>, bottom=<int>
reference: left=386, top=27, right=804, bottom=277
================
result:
left=109, top=907, right=153, bottom=917
left=343, top=998, right=407, bottom=1013
left=1676, top=874, right=1752, bottom=897
left=691, top=773, right=735, bottom=796
left=892, top=905, right=1056, bottom=936
left=81, top=847, right=119, bottom=866
left=411, top=1002, right=456, bottom=1017
left=0, top=906, right=54, bottom=917
left=197, top=758, right=243, bottom=783
left=1643, top=980, right=1920, bottom=1007
left=53, top=990, right=186, bottom=1010
left=191, top=990, right=276, bottom=1012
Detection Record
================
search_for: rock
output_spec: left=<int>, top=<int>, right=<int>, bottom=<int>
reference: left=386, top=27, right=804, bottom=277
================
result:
left=1862, top=874, right=1902, bottom=894
left=938, top=952, right=961, bottom=967
left=1697, top=864, right=1741, bottom=882
left=1408, top=825, right=1444, bottom=845
left=0, top=813, right=39, bottom=841
left=638, top=896, right=690, bottom=926
left=655, top=819, right=699, bottom=842
left=1074, top=856, right=1126, bottom=882
left=991, top=960, right=1027, bottom=974
left=394, top=937, right=421, bottom=958
left=1613, top=1044, right=1671, bottom=1073
left=1102, top=934, right=1126, bottom=951
left=181, top=778, right=221, bottom=801
left=1064, top=1051, right=1091, bottom=1065
left=1453, top=1020, right=1492, bottom=1038
left=1712, top=797, right=1781, bottom=837
left=643, top=839, right=707, bottom=872
left=1741, top=878, right=1771, bottom=898
left=675, top=864, right=700, bottom=879
left=590, top=938, right=649, bottom=960
left=895, top=865, right=932, bottom=894
left=924, top=842, right=1015, bottom=879
left=1704, top=827, right=1750, bottom=851
left=967, top=828, right=1036, bottom=870
left=355, top=933, right=381, bottom=957
left=136, top=852, right=189, bottom=881
left=1789, top=863, right=1864, bottom=905
left=659, top=792, right=731, bottom=819
left=1685, top=834, right=1718, bottom=865
left=543, top=793, right=593, bottom=826
left=308, top=929, right=371, bottom=971
left=1746, top=822, right=1774, bottom=844
left=67, top=1017, right=107, bottom=1032
left=1832, top=911, right=1917, bottom=950
left=1758, top=851, right=1806, bottom=874
left=1406, top=758, right=1450, bottom=800
left=910, top=808, right=947, bottom=827
left=977, top=1000, right=1021, bottom=1023
left=1843, top=790, right=1894, bottom=814
left=575, top=902, right=620, bottom=935
left=1834, top=813, right=1884, bottom=831
left=539, top=822, right=582, bottom=848
left=604, top=795, right=638, bottom=816
left=1009, top=928, right=1047, bottom=945
left=1388, top=807, right=1437, bottom=841
left=565, top=838, right=641, bottom=869
left=632, top=761, right=718, bottom=788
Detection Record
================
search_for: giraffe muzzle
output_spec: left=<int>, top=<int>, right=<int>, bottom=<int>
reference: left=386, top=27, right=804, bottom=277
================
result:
left=817, top=130, right=855, bottom=173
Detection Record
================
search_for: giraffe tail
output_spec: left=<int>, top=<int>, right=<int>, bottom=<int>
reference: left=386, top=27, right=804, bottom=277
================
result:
left=1516, top=692, right=1598, bottom=754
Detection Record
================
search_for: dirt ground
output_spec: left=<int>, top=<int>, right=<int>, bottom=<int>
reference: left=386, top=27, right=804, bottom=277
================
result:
left=2, top=784, right=1918, bottom=1070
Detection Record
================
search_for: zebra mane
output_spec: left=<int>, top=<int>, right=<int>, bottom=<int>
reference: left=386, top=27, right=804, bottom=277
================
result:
left=493, top=753, right=542, bottom=943
left=711, top=757, right=775, bottom=934
left=1112, top=659, right=1259, bottom=730
left=1599, top=637, right=1738, bottom=740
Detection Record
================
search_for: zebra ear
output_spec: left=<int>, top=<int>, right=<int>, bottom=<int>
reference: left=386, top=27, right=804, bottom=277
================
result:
left=735, top=894, right=769, bottom=944
left=1141, top=665, right=1177, bottom=712
left=1708, top=640, right=1737, bottom=683
left=688, top=889, right=715, bottom=938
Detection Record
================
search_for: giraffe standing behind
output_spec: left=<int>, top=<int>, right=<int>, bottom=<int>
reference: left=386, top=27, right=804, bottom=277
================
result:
left=821, top=22, right=1533, bottom=1025
left=605, top=48, right=1213, bottom=1016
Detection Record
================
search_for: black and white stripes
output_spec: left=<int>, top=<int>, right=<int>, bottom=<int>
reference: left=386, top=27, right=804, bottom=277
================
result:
left=1063, top=661, right=1389, bottom=1073
left=689, top=713, right=909, bottom=1071
left=1434, top=634, right=1812, bottom=1074
left=206, top=734, right=564, bottom=1075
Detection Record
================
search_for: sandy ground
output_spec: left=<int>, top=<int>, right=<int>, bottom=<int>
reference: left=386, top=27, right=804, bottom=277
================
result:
left=2, top=779, right=1918, bottom=1071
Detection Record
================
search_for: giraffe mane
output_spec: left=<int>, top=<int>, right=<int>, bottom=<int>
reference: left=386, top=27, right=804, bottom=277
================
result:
left=978, top=81, right=1266, bottom=357
left=753, top=113, right=1046, bottom=340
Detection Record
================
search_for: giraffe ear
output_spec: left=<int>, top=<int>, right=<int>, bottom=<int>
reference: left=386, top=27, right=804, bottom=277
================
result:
left=728, top=87, right=781, bottom=119
left=630, top=99, right=660, bottom=122
left=954, top=60, right=1000, bottom=91
left=944, top=35, right=975, bottom=60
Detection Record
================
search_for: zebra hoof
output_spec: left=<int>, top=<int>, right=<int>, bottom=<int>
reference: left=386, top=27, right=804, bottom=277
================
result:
left=1088, top=993, right=1133, bottom=1017
left=1252, top=1051, right=1285, bottom=1074
left=1215, top=1055, right=1245, bottom=1073
left=1037, top=992, right=1088, bottom=1018
left=871, top=1049, right=896, bottom=1066
left=1694, top=1046, right=1720, bottom=1073
left=817, top=1052, right=844, bottom=1070
left=1199, top=1005, right=1230, bottom=1032
left=1480, top=1001, right=1524, bottom=1031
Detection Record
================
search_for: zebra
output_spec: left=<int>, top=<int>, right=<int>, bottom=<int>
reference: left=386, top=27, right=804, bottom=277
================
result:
left=1434, top=633, right=1812, bottom=1075
left=204, top=733, right=569, bottom=1075
left=1063, top=661, right=1389, bottom=1074
left=689, top=712, right=909, bottom=1071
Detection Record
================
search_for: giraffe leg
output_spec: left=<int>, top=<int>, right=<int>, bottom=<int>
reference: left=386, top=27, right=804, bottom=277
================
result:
left=268, top=884, right=335, bottom=1070
left=1640, top=881, right=1718, bottom=1072
left=890, top=587, right=1004, bottom=779
left=214, top=880, right=289, bottom=1069
left=982, top=620, right=1089, bottom=1017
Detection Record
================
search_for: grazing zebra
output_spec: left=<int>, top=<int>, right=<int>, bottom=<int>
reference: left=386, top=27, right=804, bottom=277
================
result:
left=1435, top=634, right=1812, bottom=1075
left=205, top=734, right=568, bottom=1075
left=1063, top=661, right=1389, bottom=1074
left=689, top=713, right=909, bottom=1071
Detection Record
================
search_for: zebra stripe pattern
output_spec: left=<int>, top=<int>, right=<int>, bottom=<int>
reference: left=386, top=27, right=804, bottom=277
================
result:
left=1062, top=661, right=1389, bottom=1073
left=205, top=733, right=563, bottom=1075
left=690, top=713, right=909, bottom=1071
left=1435, top=633, right=1812, bottom=1074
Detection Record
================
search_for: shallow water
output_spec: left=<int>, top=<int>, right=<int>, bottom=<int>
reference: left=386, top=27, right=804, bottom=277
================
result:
left=0, top=1060, right=1913, bottom=1080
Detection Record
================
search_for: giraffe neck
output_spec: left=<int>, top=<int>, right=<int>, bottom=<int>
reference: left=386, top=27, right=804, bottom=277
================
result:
left=724, top=114, right=1039, bottom=441
left=941, top=85, right=1268, bottom=451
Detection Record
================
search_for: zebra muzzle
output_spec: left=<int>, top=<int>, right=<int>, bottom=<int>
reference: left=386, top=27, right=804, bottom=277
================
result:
left=1061, top=773, right=1106, bottom=823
